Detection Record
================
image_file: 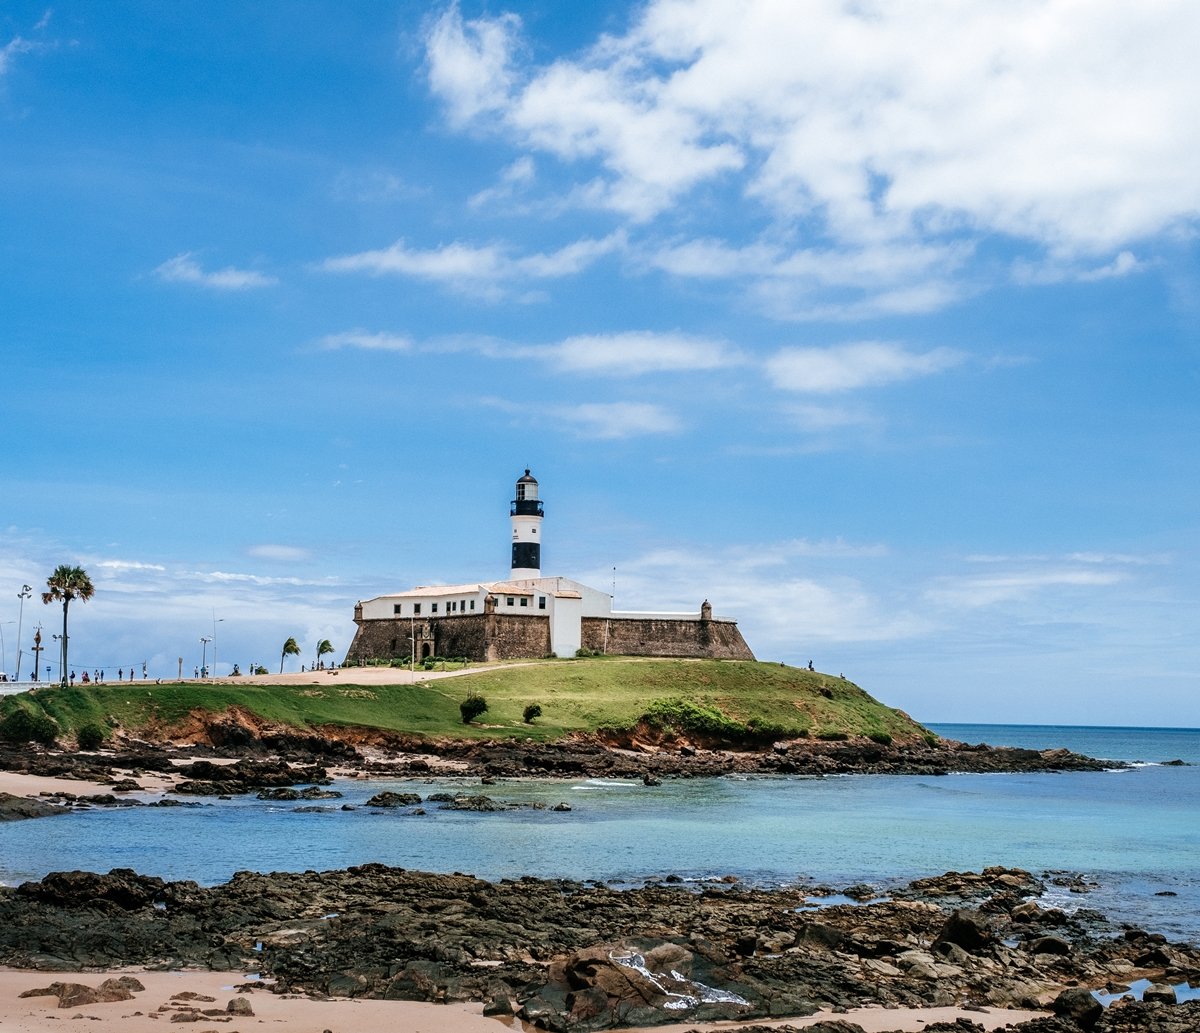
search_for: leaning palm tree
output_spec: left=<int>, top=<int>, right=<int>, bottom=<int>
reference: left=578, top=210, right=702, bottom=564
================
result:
left=315, top=638, right=334, bottom=669
left=279, top=636, right=301, bottom=674
left=42, top=565, right=95, bottom=687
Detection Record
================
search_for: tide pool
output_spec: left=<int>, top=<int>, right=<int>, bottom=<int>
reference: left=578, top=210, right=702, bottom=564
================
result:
left=2, top=724, right=1197, bottom=943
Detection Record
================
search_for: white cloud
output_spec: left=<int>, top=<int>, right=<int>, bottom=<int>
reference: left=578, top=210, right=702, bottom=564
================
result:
left=321, top=233, right=622, bottom=299
left=783, top=402, right=877, bottom=433
left=1013, top=249, right=1145, bottom=286
left=154, top=253, right=277, bottom=290
left=469, top=156, right=537, bottom=209
left=91, top=559, right=167, bottom=573
left=925, top=567, right=1126, bottom=609
left=483, top=396, right=680, bottom=438
left=537, top=331, right=741, bottom=376
left=319, top=329, right=411, bottom=352
left=588, top=544, right=928, bottom=650
left=552, top=401, right=681, bottom=439
left=424, top=6, right=520, bottom=126
left=766, top=341, right=964, bottom=393
left=426, top=0, right=1200, bottom=309
left=1, top=36, right=38, bottom=75
left=247, top=545, right=312, bottom=563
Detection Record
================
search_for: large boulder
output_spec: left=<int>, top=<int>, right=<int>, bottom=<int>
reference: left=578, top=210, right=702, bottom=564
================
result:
left=17, top=869, right=167, bottom=910
left=365, top=791, right=422, bottom=808
left=933, top=909, right=995, bottom=953
left=1052, top=986, right=1103, bottom=1029
left=0, top=792, right=64, bottom=822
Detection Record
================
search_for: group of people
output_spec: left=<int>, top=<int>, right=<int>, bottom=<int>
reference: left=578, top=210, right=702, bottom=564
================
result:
left=70, top=666, right=147, bottom=685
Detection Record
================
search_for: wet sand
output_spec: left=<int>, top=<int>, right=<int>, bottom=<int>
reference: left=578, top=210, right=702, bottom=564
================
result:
left=0, top=968, right=1046, bottom=1033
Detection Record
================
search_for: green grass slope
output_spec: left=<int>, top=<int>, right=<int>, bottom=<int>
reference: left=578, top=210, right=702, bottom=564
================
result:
left=0, top=659, right=931, bottom=746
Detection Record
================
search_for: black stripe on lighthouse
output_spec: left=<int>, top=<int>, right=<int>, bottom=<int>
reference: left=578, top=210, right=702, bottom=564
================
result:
left=512, top=542, right=540, bottom=571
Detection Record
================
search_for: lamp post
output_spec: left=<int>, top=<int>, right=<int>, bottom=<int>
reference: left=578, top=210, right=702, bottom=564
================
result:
left=0, top=622, right=12, bottom=679
left=31, top=627, right=43, bottom=682
left=212, top=615, right=224, bottom=680
left=15, top=585, right=32, bottom=681
left=52, top=634, right=62, bottom=684
left=200, top=636, right=212, bottom=679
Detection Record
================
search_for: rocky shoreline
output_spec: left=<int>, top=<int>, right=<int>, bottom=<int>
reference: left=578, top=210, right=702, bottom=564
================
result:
left=3, top=734, right=1196, bottom=1031
left=0, top=864, right=1196, bottom=1033
left=0, top=720, right=1125, bottom=797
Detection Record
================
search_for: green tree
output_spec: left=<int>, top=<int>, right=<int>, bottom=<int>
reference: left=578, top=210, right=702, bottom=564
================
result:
left=41, top=565, right=94, bottom=687
left=460, top=693, right=488, bottom=724
left=280, top=636, right=301, bottom=673
left=315, top=638, right=334, bottom=668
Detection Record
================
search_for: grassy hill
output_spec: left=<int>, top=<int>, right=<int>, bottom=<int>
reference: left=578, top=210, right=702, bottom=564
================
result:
left=0, top=658, right=931, bottom=747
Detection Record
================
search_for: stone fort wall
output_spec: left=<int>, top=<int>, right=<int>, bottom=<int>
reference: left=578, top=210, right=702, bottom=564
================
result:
left=344, top=613, right=551, bottom=665
left=344, top=613, right=753, bottom=664
left=580, top=617, right=754, bottom=660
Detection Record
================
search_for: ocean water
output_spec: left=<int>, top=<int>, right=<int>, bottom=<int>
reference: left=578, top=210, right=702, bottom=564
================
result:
left=1, top=724, right=1197, bottom=944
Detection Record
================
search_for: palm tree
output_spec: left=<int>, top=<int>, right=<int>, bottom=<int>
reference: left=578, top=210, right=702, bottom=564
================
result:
left=42, top=565, right=95, bottom=687
left=279, top=636, right=300, bottom=674
left=315, top=638, right=334, bottom=669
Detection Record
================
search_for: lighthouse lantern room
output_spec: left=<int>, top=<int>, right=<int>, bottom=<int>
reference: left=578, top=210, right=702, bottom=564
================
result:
left=510, top=468, right=543, bottom=577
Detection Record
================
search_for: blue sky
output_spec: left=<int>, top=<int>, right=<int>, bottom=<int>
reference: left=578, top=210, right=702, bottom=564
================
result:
left=2, top=1, right=1198, bottom=725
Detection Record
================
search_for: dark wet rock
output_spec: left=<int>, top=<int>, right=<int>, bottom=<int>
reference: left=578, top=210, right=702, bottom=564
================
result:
left=17, top=869, right=168, bottom=910
left=0, top=792, right=65, bottom=822
left=1140, top=982, right=1177, bottom=1005
left=1, top=862, right=1196, bottom=1031
left=364, top=791, right=422, bottom=808
left=438, top=794, right=513, bottom=811
left=171, top=759, right=331, bottom=797
left=933, top=910, right=995, bottom=953
left=108, top=778, right=143, bottom=792
left=1053, top=986, right=1103, bottom=1028
left=1028, top=935, right=1073, bottom=955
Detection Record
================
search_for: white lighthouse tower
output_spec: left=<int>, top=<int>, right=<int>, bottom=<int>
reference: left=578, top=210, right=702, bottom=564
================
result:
left=510, top=468, right=543, bottom=578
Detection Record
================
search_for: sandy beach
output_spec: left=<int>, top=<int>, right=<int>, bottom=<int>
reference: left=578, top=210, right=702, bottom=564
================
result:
left=0, top=768, right=175, bottom=800
left=0, top=968, right=1045, bottom=1033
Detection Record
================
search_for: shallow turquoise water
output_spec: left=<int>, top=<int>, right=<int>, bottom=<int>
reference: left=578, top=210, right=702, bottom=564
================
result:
left=2, top=725, right=1197, bottom=943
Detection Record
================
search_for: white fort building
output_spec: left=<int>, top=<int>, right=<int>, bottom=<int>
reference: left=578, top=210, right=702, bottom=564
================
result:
left=344, top=470, right=754, bottom=665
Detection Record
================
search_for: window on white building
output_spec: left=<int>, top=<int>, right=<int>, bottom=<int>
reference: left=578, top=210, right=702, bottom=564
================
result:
left=414, top=603, right=421, bottom=615
left=538, top=597, right=546, bottom=610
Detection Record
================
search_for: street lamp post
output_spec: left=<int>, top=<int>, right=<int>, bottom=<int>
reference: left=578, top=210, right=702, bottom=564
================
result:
left=31, top=627, right=43, bottom=682
left=212, top=615, right=224, bottom=680
left=52, top=634, right=63, bottom=684
left=0, top=622, right=12, bottom=679
left=15, top=585, right=32, bottom=681
left=200, top=636, right=212, bottom=679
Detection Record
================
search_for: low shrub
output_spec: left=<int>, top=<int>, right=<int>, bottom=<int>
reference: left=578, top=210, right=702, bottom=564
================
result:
left=816, top=728, right=849, bottom=741
left=745, top=718, right=804, bottom=741
left=76, top=723, right=106, bottom=750
left=522, top=703, right=543, bottom=724
left=0, top=708, right=59, bottom=746
left=867, top=731, right=893, bottom=745
left=643, top=698, right=743, bottom=738
left=460, top=693, right=488, bottom=724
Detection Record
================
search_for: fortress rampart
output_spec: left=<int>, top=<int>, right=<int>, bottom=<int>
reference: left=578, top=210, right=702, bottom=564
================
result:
left=345, top=611, right=754, bottom=664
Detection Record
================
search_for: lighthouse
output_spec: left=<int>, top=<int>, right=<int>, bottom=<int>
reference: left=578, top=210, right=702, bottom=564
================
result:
left=510, top=468, right=543, bottom=577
